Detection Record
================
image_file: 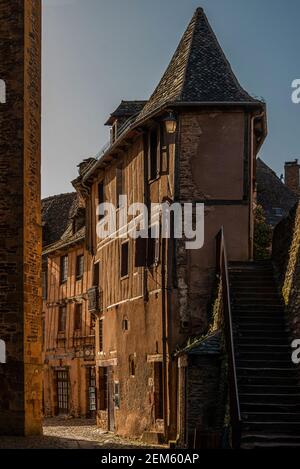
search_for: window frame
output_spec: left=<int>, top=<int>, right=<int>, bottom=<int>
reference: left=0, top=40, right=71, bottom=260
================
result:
left=58, top=305, right=67, bottom=334
left=60, top=255, right=68, bottom=285
left=74, top=303, right=82, bottom=331
left=148, top=125, right=161, bottom=181
left=75, top=254, right=84, bottom=281
left=97, top=181, right=105, bottom=221
left=120, top=240, right=129, bottom=278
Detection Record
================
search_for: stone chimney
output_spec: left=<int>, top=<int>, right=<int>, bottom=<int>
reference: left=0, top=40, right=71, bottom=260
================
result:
left=285, top=159, right=300, bottom=195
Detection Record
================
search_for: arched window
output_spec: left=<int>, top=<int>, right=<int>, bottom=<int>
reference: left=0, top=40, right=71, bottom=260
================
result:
left=0, top=339, right=6, bottom=364
left=0, top=80, right=6, bottom=104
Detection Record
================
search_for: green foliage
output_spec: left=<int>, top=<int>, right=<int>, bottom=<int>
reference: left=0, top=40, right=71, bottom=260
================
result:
left=254, top=205, right=272, bottom=260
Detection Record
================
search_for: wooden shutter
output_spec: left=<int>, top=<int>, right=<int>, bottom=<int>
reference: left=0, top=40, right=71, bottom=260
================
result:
left=135, top=237, right=147, bottom=267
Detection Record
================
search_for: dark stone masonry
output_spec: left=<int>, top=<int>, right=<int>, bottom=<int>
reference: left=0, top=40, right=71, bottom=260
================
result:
left=0, top=0, right=42, bottom=435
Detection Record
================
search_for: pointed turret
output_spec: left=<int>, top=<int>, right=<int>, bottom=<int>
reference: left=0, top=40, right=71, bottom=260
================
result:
left=138, top=7, right=258, bottom=121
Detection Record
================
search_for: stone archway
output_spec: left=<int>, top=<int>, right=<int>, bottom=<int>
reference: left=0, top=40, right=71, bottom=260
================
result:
left=0, top=0, right=42, bottom=436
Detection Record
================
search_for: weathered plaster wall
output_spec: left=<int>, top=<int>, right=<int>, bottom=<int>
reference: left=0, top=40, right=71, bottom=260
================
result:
left=174, top=111, right=250, bottom=339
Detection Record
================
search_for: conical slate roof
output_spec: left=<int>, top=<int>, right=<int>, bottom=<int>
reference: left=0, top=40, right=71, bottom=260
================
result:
left=138, top=8, right=257, bottom=121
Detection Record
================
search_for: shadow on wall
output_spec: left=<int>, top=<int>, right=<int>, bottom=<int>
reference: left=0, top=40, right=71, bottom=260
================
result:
left=0, top=339, right=5, bottom=363
left=272, top=202, right=300, bottom=337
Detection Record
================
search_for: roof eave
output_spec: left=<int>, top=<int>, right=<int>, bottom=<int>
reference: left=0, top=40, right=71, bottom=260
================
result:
left=83, top=99, right=266, bottom=183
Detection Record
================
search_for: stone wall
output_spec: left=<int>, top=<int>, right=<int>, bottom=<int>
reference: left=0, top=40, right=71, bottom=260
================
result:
left=0, top=0, right=42, bottom=435
left=272, top=202, right=300, bottom=337
left=186, top=355, right=224, bottom=448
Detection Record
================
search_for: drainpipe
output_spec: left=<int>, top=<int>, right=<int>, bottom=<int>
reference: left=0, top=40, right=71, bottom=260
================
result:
left=161, top=235, right=168, bottom=441
left=249, top=111, right=264, bottom=260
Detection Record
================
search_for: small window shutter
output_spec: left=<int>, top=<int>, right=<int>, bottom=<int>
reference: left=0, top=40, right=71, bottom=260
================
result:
left=156, top=125, right=161, bottom=177
left=147, top=132, right=152, bottom=181
left=135, top=237, right=147, bottom=267
left=154, top=236, right=160, bottom=264
left=160, top=124, right=168, bottom=174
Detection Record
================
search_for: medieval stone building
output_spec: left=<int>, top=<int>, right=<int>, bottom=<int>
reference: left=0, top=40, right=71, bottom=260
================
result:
left=42, top=193, right=96, bottom=418
left=72, top=7, right=267, bottom=445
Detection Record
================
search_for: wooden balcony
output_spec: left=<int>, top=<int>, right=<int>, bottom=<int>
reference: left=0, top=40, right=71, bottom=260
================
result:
left=87, top=286, right=101, bottom=315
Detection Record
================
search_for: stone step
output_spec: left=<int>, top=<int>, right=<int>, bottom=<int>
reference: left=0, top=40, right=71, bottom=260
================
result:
left=241, top=402, right=300, bottom=413
left=243, top=421, right=300, bottom=434
left=237, top=329, right=289, bottom=339
left=241, top=433, right=300, bottom=448
left=240, top=384, right=300, bottom=394
left=237, top=359, right=293, bottom=369
left=242, top=412, right=300, bottom=422
left=238, top=337, right=288, bottom=346
left=238, top=375, right=299, bottom=386
left=240, top=393, right=300, bottom=405
left=237, top=367, right=299, bottom=378
left=236, top=351, right=291, bottom=361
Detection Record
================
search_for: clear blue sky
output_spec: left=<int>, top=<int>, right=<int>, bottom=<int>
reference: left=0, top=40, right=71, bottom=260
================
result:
left=42, top=0, right=300, bottom=197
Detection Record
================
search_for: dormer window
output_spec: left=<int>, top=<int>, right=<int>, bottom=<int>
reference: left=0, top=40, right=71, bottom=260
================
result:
left=110, top=121, right=118, bottom=144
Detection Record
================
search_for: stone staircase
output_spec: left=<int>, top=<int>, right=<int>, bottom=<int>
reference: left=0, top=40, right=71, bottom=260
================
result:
left=229, top=261, right=300, bottom=448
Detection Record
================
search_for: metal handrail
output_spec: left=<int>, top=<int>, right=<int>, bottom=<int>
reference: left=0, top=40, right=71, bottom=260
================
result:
left=216, top=227, right=241, bottom=448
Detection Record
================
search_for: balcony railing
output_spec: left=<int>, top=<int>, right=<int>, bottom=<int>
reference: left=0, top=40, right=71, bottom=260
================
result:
left=216, top=227, right=241, bottom=449
left=87, top=287, right=102, bottom=315
left=73, top=334, right=95, bottom=348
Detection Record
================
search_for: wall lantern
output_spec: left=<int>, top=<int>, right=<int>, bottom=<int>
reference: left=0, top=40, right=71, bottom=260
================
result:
left=163, top=112, right=177, bottom=134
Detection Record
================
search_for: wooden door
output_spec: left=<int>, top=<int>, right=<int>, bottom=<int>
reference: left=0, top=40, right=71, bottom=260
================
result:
left=107, top=366, right=115, bottom=431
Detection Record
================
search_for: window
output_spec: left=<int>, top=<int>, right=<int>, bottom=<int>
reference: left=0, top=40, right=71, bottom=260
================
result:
left=154, top=362, right=163, bottom=419
left=87, top=367, right=97, bottom=414
left=129, top=354, right=136, bottom=377
left=116, top=165, right=124, bottom=208
left=74, top=303, right=82, bottom=331
left=58, top=305, right=67, bottom=333
left=56, top=370, right=69, bottom=414
left=147, top=225, right=160, bottom=267
left=114, top=382, right=120, bottom=408
left=98, top=182, right=105, bottom=221
left=122, top=316, right=129, bottom=332
left=76, top=254, right=84, bottom=280
left=149, top=127, right=160, bottom=180
left=42, top=270, right=47, bottom=299
left=60, top=255, right=68, bottom=284
left=93, top=262, right=100, bottom=287
left=99, top=318, right=103, bottom=352
left=273, top=207, right=283, bottom=217
left=42, top=317, right=45, bottom=349
left=99, top=367, right=108, bottom=410
left=110, top=122, right=117, bottom=144
left=121, top=241, right=129, bottom=277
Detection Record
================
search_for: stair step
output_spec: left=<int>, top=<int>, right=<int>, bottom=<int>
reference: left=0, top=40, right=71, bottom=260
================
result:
left=241, top=433, right=300, bottom=448
left=232, top=305, right=283, bottom=311
left=241, top=402, right=300, bottom=413
left=243, top=421, right=300, bottom=434
left=240, top=393, right=300, bottom=404
left=237, top=330, right=289, bottom=338
left=240, top=384, right=300, bottom=394
left=237, top=367, right=298, bottom=378
left=238, top=338, right=288, bottom=346
left=235, top=323, right=287, bottom=331
left=237, top=352, right=291, bottom=361
left=237, top=344, right=290, bottom=350
left=238, top=375, right=299, bottom=386
left=242, top=412, right=300, bottom=422
left=237, top=360, right=293, bottom=368
left=234, top=315, right=285, bottom=323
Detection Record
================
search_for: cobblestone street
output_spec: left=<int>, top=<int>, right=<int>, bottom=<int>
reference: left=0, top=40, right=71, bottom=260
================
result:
left=0, top=418, right=158, bottom=449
